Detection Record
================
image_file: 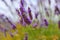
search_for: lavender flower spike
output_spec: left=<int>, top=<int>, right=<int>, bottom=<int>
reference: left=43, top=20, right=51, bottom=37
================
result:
left=6, top=17, right=16, bottom=30
left=20, top=0, right=24, bottom=6
left=44, top=19, right=49, bottom=26
left=28, top=7, right=33, bottom=20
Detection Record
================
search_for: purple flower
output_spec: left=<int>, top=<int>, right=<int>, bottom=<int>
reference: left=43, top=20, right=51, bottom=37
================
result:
left=0, top=14, right=4, bottom=18
left=21, top=10, right=31, bottom=25
left=35, top=13, right=38, bottom=19
left=58, top=20, right=60, bottom=28
left=28, top=7, right=33, bottom=20
left=55, top=6, right=60, bottom=15
left=11, top=24, right=16, bottom=30
left=33, top=23, right=38, bottom=28
left=20, top=18, right=26, bottom=26
left=48, top=0, right=51, bottom=5
left=44, top=19, right=48, bottom=26
left=23, top=17, right=31, bottom=25
left=20, top=6, right=31, bottom=25
left=20, top=0, right=24, bottom=6
left=16, top=9, right=21, bottom=16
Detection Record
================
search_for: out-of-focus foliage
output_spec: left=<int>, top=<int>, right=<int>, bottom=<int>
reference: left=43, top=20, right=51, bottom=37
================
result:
left=0, top=22, right=60, bottom=40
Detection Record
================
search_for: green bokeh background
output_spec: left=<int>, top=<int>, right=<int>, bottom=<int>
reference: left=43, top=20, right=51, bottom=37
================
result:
left=0, top=21, right=60, bottom=40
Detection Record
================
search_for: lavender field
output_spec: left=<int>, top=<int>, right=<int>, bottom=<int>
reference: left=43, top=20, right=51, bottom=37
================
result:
left=0, top=0, right=60, bottom=40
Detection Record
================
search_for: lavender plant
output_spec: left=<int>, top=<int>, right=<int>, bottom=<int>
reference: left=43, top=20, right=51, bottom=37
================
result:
left=0, top=0, right=60, bottom=40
